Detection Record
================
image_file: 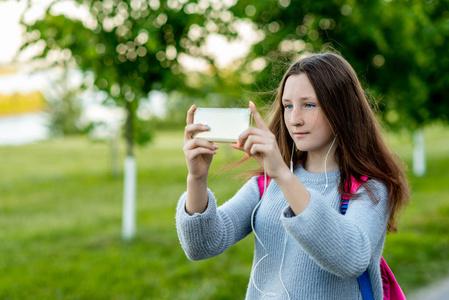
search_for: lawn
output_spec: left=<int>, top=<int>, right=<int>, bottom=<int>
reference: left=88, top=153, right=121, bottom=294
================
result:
left=0, top=125, right=448, bottom=299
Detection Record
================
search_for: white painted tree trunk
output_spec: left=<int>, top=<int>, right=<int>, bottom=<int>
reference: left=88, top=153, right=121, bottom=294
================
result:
left=122, top=156, right=136, bottom=240
left=413, top=129, right=426, bottom=177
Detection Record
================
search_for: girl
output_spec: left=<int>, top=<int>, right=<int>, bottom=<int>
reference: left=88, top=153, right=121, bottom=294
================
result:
left=176, top=52, right=409, bottom=299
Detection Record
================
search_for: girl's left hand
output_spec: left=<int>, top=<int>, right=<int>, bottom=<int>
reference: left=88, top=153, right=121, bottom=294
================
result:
left=231, top=101, right=291, bottom=180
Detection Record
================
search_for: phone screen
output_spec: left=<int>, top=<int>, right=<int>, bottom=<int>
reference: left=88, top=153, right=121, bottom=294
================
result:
left=193, top=108, right=251, bottom=143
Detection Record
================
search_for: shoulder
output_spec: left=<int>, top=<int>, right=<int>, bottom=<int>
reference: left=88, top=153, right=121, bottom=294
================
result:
left=361, top=178, right=389, bottom=204
left=365, top=178, right=388, bottom=195
left=346, top=178, right=390, bottom=218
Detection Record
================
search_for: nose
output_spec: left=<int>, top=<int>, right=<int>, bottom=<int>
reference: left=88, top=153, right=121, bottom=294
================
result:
left=288, top=106, right=305, bottom=127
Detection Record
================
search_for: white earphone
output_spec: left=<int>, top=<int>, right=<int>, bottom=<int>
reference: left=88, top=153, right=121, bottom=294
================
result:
left=322, top=136, right=337, bottom=194
left=249, top=143, right=296, bottom=299
left=250, top=137, right=336, bottom=299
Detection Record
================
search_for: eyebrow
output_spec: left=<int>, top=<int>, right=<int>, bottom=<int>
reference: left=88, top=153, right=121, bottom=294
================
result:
left=282, top=97, right=316, bottom=102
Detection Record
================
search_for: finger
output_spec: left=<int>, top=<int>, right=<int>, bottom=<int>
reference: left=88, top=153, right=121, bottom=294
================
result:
left=249, top=143, right=268, bottom=156
left=237, top=127, right=267, bottom=146
left=237, top=127, right=272, bottom=154
left=230, top=144, right=251, bottom=158
left=231, top=143, right=250, bottom=159
left=187, top=147, right=216, bottom=160
left=236, top=128, right=251, bottom=148
left=249, top=101, right=269, bottom=130
left=243, top=135, right=265, bottom=154
left=186, top=104, right=197, bottom=125
left=184, top=123, right=209, bottom=141
left=231, top=142, right=244, bottom=152
left=184, top=138, right=217, bottom=151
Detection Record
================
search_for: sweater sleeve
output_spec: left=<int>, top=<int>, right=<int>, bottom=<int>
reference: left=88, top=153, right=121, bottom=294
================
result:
left=280, top=179, right=389, bottom=278
left=175, top=176, right=260, bottom=261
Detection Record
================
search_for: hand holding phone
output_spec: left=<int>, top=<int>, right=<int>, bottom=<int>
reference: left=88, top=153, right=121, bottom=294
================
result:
left=183, top=106, right=250, bottom=182
left=183, top=105, right=218, bottom=181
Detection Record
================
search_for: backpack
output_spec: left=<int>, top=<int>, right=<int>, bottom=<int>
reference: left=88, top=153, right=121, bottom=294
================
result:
left=256, top=175, right=406, bottom=300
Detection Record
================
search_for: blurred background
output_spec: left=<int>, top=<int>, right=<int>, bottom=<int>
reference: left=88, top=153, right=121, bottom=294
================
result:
left=0, top=0, right=448, bottom=299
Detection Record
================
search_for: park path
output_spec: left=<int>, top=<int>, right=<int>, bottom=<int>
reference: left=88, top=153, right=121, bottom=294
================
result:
left=408, top=275, right=449, bottom=300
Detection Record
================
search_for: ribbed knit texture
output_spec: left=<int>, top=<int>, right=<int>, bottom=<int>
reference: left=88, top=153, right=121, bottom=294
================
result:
left=176, top=166, right=389, bottom=300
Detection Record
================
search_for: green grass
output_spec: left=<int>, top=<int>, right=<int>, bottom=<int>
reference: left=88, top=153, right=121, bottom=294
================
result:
left=0, top=125, right=448, bottom=299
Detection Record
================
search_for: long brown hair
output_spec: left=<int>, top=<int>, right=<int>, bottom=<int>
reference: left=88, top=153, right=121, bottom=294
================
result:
left=244, top=52, right=409, bottom=232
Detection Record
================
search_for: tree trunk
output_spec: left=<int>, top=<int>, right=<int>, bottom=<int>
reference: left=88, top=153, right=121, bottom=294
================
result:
left=122, top=100, right=137, bottom=240
left=413, top=128, right=426, bottom=177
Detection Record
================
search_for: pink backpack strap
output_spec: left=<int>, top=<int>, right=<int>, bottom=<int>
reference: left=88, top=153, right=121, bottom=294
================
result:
left=257, top=175, right=271, bottom=199
left=342, top=175, right=369, bottom=199
left=343, top=175, right=406, bottom=300
left=380, top=257, right=406, bottom=300
left=340, top=175, right=369, bottom=214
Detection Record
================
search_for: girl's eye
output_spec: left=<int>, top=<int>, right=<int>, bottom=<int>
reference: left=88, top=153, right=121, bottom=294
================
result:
left=304, top=103, right=317, bottom=109
left=283, top=103, right=317, bottom=110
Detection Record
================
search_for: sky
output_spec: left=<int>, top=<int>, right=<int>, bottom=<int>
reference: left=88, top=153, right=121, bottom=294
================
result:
left=0, top=0, right=101, bottom=65
left=0, top=0, right=87, bottom=94
left=0, top=1, right=26, bottom=65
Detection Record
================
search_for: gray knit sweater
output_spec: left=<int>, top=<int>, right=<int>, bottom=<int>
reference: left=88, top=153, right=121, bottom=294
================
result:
left=176, top=166, right=389, bottom=299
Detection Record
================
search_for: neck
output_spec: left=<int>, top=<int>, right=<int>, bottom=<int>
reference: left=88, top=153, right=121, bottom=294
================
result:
left=304, top=145, right=338, bottom=173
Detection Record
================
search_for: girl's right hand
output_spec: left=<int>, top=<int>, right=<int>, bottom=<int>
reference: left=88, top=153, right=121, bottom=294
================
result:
left=183, top=104, right=218, bottom=180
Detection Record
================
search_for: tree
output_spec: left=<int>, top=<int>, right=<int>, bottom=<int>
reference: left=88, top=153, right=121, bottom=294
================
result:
left=230, top=0, right=449, bottom=175
left=19, top=0, right=234, bottom=239
left=44, top=68, right=86, bottom=136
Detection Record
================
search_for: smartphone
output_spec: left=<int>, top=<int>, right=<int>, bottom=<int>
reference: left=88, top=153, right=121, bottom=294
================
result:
left=193, top=107, right=251, bottom=143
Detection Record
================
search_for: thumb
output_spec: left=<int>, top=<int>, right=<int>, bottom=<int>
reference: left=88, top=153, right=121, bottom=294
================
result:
left=249, top=101, right=268, bottom=130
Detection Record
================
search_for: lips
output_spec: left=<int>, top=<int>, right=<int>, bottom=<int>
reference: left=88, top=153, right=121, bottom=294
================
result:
left=293, top=132, right=309, bottom=138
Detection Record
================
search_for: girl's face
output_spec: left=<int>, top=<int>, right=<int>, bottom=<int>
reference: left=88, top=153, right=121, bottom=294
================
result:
left=282, top=73, right=334, bottom=153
